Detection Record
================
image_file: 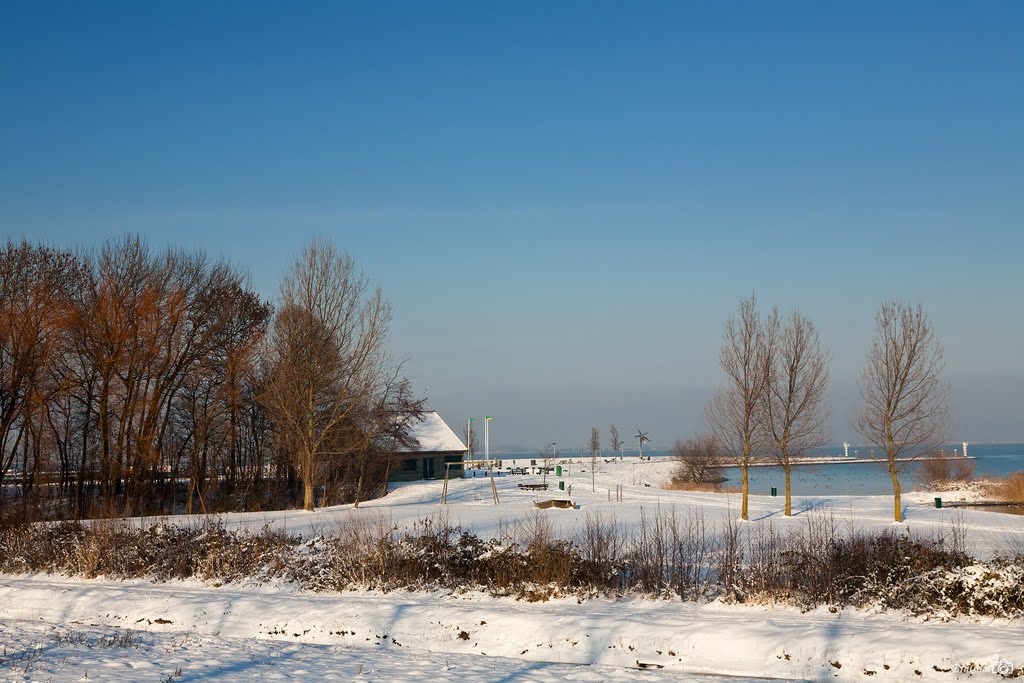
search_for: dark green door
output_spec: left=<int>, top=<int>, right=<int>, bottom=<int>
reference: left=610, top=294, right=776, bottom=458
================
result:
left=423, top=457, right=435, bottom=479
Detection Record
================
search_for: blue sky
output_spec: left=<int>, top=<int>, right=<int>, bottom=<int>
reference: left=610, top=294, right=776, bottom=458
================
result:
left=2, top=1, right=1022, bottom=449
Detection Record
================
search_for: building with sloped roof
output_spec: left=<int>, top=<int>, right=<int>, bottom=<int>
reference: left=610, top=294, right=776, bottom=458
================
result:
left=390, top=410, right=467, bottom=482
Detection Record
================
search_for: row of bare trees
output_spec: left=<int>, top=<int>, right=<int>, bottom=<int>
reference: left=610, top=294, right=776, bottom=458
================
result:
left=705, top=294, right=949, bottom=522
left=0, top=237, right=421, bottom=519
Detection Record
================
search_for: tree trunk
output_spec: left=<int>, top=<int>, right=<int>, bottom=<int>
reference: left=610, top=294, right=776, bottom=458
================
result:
left=890, top=464, right=903, bottom=522
left=303, top=477, right=315, bottom=511
left=784, top=466, right=792, bottom=516
left=740, top=465, right=749, bottom=520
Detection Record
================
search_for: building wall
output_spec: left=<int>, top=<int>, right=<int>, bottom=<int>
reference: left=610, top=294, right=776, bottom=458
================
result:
left=388, top=452, right=465, bottom=482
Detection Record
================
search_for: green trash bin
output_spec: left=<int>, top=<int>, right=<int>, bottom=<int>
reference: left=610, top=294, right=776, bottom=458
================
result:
left=559, top=480, right=565, bottom=491
left=770, top=486, right=777, bottom=497
left=556, top=465, right=562, bottom=477
left=935, top=497, right=942, bottom=509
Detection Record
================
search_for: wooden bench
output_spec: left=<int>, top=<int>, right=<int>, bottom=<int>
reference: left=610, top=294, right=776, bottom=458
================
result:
left=518, top=483, right=549, bottom=491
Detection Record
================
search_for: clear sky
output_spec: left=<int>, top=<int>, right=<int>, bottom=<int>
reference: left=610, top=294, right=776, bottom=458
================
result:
left=3, top=1, right=1022, bottom=450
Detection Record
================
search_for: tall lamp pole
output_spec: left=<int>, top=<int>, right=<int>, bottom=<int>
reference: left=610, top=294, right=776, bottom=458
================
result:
left=484, top=416, right=498, bottom=504
left=484, top=416, right=492, bottom=462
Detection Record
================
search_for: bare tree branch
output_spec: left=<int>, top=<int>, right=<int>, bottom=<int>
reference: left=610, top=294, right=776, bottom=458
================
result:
left=761, top=308, right=831, bottom=516
left=705, top=293, right=768, bottom=521
left=855, top=299, right=951, bottom=523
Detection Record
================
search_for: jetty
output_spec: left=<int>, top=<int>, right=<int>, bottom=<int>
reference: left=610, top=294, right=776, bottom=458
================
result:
left=708, top=455, right=977, bottom=469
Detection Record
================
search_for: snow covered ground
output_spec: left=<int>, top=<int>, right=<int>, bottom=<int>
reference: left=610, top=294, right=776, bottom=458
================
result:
left=3, top=574, right=1024, bottom=682
left=2, top=576, right=1022, bottom=682
left=0, top=614, right=767, bottom=682
left=185, top=457, right=1024, bottom=559
left=3, top=457, right=1023, bottom=681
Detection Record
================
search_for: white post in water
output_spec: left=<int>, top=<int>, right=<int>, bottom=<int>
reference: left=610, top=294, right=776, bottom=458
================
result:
left=963, top=441, right=969, bottom=458
left=843, top=441, right=850, bottom=458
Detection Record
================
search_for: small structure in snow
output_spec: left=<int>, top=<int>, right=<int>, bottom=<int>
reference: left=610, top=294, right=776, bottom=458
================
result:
left=534, top=499, right=574, bottom=509
left=390, top=411, right=467, bottom=482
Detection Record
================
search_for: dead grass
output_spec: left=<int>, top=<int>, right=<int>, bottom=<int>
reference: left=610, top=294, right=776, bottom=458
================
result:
left=984, top=470, right=1024, bottom=502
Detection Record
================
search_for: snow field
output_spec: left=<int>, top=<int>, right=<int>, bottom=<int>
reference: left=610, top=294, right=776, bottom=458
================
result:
left=3, top=457, right=1023, bottom=681
left=2, top=576, right=1022, bottom=681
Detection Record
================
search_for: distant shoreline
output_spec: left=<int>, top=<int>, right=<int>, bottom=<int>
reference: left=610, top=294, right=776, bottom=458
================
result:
left=709, top=455, right=977, bottom=469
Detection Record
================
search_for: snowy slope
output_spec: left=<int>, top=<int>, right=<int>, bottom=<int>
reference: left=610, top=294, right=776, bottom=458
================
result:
left=1, top=576, right=1022, bottom=681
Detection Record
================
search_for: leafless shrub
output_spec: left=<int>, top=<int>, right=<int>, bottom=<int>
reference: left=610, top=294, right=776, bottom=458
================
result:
left=575, top=510, right=625, bottom=572
left=673, top=508, right=718, bottom=600
left=914, top=456, right=976, bottom=489
left=716, top=511, right=743, bottom=598
left=494, top=511, right=523, bottom=546
left=628, top=506, right=671, bottom=594
left=670, top=435, right=725, bottom=490
left=738, top=520, right=784, bottom=602
left=521, top=509, right=554, bottom=549
left=3, top=509, right=1023, bottom=617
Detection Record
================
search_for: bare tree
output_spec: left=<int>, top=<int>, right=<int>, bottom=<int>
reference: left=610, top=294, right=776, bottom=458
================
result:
left=671, top=434, right=723, bottom=488
left=609, top=424, right=622, bottom=461
left=539, top=443, right=553, bottom=485
left=855, top=300, right=950, bottom=523
left=761, top=308, right=831, bottom=516
left=355, top=375, right=425, bottom=505
left=588, top=426, right=600, bottom=492
left=0, top=240, right=80, bottom=513
left=262, top=240, right=391, bottom=511
left=208, top=280, right=271, bottom=492
left=705, top=294, right=768, bottom=521
left=462, top=422, right=480, bottom=460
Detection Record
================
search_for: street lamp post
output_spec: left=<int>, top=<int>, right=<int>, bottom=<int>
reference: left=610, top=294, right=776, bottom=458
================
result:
left=480, top=416, right=497, bottom=505
left=484, top=416, right=492, bottom=462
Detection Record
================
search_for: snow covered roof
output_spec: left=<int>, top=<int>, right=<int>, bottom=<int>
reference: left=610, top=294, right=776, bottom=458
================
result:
left=395, top=411, right=467, bottom=453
